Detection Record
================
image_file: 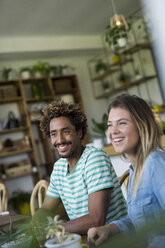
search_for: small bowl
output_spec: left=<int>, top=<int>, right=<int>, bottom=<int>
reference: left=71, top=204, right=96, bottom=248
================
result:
left=44, top=234, right=82, bottom=248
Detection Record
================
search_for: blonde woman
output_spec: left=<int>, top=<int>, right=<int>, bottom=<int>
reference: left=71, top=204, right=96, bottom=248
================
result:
left=88, top=94, right=165, bottom=248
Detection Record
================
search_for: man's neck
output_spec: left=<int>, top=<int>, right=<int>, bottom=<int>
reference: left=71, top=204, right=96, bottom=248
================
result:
left=67, top=145, right=85, bottom=173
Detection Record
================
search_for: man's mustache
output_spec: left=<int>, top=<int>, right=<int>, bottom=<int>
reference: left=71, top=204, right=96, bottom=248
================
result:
left=54, top=142, right=72, bottom=148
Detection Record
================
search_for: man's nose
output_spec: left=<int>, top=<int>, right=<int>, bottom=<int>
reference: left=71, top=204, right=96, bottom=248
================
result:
left=56, top=133, right=65, bottom=143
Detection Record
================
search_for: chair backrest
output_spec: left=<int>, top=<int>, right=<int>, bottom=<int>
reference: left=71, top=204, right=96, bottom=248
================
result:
left=0, top=182, right=8, bottom=212
left=30, top=179, right=49, bottom=216
left=118, top=169, right=129, bottom=186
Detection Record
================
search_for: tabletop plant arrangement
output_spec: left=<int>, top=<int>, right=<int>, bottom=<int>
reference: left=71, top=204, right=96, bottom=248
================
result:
left=0, top=214, right=88, bottom=248
left=0, top=215, right=34, bottom=248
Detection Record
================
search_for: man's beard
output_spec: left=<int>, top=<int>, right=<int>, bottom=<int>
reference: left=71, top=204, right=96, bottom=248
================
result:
left=54, top=142, right=73, bottom=158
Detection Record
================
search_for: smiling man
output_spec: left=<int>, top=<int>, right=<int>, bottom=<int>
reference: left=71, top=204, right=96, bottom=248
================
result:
left=36, top=101, right=127, bottom=235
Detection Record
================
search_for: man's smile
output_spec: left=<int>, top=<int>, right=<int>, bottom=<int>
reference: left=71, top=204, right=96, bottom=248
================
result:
left=55, top=142, right=72, bottom=152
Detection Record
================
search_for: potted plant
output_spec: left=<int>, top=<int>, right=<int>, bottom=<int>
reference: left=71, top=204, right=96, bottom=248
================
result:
left=105, top=23, right=131, bottom=49
left=91, top=113, right=108, bottom=137
left=50, top=65, right=75, bottom=76
left=9, top=191, right=31, bottom=215
left=32, top=61, right=51, bottom=78
left=0, top=68, right=14, bottom=81
left=0, top=216, right=34, bottom=248
left=95, top=60, right=108, bottom=75
left=91, top=113, right=108, bottom=147
left=33, top=215, right=88, bottom=248
left=118, top=73, right=130, bottom=86
left=101, top=80, right=110, bottom=92
left=19, top=67, right=33, bottom=79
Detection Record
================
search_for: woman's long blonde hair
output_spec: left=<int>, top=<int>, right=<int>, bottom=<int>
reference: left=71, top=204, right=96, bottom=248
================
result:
left=108, top=94, right=164, bottom=194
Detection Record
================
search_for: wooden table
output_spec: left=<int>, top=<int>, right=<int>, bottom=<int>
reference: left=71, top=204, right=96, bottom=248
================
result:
left=0, top=213, right=30, bottom=232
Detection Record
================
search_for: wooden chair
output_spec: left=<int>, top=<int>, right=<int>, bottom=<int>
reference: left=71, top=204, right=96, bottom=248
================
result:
left=0, top=182, right=8, bottom=212
left=30, top=179, right=49, bottom=216
left=118, top=169, right=129, bottom=186
left=118, top=169, right=129, bottom=199
left=30, top=179, right=69, bottom=220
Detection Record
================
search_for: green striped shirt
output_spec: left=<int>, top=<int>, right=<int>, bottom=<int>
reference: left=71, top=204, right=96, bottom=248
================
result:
left=47, top=146, right=127, bottom=223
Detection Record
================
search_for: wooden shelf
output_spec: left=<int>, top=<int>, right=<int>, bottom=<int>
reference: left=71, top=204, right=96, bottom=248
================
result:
left=122, top=42, right=151, bottom=55
left=0, top=96, right=22, bottom=103
left=22, top=77, right=48, bottom=83
left=0, top=80, right=20, bottom=86
left=51, top=74, right=75, bottom=80
left=0, top=147, right=33, bottom=158
left=26, top=96, right=53, bottom=103
left=4, top=171, right=33, bottom=180
left=87, top=39, right=159, bottom=100
left=95, top=75, right=157, bottom=99
left=109, top=58, right=133, bottom=68
left=0, top=126, right=28, bottom=134
left=91, top=68, right=120, bottom=81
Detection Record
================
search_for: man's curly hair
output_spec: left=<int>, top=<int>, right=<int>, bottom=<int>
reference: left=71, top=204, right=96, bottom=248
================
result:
left=40, top=101, right=88, bottom=139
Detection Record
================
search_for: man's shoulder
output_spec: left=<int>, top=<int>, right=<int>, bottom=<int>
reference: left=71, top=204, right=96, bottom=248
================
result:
left=54, top=158, right=67, bottom=167
left=84, top=145, right=109, bottom=156
left=82, top=145, right=110, bottom=163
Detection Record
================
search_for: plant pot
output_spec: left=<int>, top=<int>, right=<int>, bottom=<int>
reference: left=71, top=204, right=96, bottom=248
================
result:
left=97, top=69, right=106, bottom=75
left=45, top=234, right=86, bottom=248
left=1, top=234, right=33, bottom=248
left=21, top=71, right=31, bottom=79
left=117, top=37, right=127, bottom=47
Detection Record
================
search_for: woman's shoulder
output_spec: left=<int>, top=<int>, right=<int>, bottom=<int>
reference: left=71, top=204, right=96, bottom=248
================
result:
left=145, top=150, right=165, bottom=169
left=148, top=149, right=165, bottom=159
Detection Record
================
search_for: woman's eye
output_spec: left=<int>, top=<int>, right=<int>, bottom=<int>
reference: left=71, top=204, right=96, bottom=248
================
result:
left=119, top=122, right=126, bottom=125
left=108, top=124, right=112, bottom=128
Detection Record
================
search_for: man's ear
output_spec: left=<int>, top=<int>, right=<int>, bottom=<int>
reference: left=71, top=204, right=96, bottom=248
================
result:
left=78, top=129, right=83, bottom=139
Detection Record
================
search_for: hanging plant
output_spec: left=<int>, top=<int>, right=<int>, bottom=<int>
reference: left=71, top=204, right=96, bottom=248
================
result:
left=105, top=23, right=131, bottom=49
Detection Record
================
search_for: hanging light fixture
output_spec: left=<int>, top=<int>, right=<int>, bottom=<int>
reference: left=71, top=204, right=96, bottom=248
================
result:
left=110, top=0, right=128, bottom=30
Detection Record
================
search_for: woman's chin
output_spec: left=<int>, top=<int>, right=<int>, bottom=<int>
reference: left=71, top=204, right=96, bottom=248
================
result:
left=113, top=146, right=124, bottom=154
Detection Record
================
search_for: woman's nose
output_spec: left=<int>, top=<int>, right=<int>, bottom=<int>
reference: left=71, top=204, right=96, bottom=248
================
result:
left=108, top=125, right=119, bottom=135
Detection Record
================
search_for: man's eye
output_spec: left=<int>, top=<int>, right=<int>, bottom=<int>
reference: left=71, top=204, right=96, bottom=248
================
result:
left=50, top=133, right=56, bottom=138
left=63, top=130, right=70, bottom=134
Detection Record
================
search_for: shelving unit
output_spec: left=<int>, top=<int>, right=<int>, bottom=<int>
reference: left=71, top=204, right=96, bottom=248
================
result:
left=87, top=8, right=163, bottom=108
left=88, top=41, right=159, bottom=102
left=0, top=74, right=84, bottom=185
left=95, top=75, right=157, bottom=99
left=0, top=80, right=41, bottom=184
